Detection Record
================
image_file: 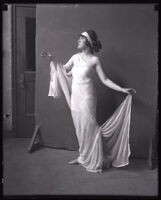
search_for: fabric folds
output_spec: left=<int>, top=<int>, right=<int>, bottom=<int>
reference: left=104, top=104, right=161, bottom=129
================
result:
left=48, top=57, right=132, bottom=173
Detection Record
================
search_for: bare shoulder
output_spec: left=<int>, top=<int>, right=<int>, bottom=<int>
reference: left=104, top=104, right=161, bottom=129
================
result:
left=91, top=55, right=102, bottom=65
left=71, top=53, right=77, bottom=60
left=71, top=53, right=79, bottom=61
left=73, top=53, right=78, bottom=58
left=67, top=53, right=77, bottom=64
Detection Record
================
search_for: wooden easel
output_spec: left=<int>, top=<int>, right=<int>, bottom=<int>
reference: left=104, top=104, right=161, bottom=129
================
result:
left=28, top=52, right=53, bottom=153
left=28, top=125, right=43, bottom=153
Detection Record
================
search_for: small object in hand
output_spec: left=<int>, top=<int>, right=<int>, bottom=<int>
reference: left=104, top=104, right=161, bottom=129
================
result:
left=40, top=51, right=53, bottom=58
left=40, top=51, right=48, bottom=57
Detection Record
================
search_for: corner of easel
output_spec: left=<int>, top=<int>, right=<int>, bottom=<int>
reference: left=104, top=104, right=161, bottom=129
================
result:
left=28, top=125, right=42, bottom=153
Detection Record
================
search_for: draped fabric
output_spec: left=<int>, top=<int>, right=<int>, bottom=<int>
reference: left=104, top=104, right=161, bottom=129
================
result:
left=48, top=53, right=132, bottom=173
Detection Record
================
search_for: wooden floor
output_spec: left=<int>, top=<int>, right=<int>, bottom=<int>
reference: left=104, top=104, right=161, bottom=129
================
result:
left=3, top=138, right=158, bottom=196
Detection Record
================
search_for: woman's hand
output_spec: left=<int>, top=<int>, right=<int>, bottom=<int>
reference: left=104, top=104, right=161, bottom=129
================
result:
left=40, top=51, right=54, bottom=61
left=123, top=88, right=136, bottom=95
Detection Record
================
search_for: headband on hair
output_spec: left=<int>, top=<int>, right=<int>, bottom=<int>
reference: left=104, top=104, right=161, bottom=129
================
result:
left=80, top=32, right=93, bottom=48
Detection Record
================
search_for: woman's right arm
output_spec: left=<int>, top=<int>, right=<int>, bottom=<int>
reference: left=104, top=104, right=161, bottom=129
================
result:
left=50, top=54, right=74, bottom=77
left=62, top=55, right=75, bottom=72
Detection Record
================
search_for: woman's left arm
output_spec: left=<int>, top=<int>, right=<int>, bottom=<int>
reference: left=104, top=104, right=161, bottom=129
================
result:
left=95, top=57, right=136, bottom=94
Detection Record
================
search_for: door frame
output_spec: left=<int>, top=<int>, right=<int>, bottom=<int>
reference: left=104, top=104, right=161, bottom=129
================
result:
left=11, top=4, right=36, bottom=137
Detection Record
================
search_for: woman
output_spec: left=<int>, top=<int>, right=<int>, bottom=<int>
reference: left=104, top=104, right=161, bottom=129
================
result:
left=47, top=30, right=136, bottom=173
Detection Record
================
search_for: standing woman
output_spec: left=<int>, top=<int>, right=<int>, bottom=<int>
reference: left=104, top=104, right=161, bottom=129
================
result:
left=48, top=30, right=136, bottom=173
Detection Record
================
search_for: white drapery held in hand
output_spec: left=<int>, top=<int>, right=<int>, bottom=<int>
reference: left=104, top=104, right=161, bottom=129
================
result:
left=48, top=56, right=132, bottom=173
left=48, top=61, right=61, bottom=98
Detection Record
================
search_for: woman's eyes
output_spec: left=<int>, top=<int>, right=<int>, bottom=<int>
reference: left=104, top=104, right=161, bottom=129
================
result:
left=79, top=36, right=85, bottom=40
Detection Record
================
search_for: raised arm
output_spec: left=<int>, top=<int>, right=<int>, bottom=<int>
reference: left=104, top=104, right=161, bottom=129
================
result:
left=43, top=51, right=74, bottom=71
left=95, top=57, right=136, bottom=94
left=63, top=55, right=75, bottom=72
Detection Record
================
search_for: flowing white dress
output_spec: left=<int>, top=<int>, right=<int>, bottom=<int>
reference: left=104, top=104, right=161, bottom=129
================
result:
left=48, top=53, right=132, bottom=173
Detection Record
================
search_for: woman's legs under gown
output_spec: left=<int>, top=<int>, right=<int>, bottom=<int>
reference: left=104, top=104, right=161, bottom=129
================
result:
left=49, top=63, right=132, bottom=173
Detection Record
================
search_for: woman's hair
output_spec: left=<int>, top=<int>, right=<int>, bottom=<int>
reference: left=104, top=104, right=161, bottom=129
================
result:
left=85, top=30, right=102, bottom=52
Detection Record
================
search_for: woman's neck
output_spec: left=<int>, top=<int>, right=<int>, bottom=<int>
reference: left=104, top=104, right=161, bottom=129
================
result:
left=80, top=48, right=93, bottom=56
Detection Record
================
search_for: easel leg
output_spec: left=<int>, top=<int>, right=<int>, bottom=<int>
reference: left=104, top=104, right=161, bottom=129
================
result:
left=28, top=125, right=42, bottom=153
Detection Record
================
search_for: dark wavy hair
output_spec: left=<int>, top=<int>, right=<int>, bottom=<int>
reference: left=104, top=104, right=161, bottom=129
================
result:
left=86, top=30, right=102, bottom=53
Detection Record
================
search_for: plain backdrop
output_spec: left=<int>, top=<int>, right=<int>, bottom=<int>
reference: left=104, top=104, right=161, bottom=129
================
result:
left=35, top=4, right=158, bottom=158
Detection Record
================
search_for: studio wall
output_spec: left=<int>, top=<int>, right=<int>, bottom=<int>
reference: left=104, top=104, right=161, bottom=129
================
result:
left=36, top=4, right=158, bottom=158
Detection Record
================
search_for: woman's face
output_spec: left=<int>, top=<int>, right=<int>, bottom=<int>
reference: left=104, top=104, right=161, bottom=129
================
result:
left=77, top=35, right=88, bottom=50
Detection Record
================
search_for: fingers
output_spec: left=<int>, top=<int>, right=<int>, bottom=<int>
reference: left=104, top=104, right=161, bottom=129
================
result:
left=125, top=88, right=136, bottom=95
left=130, top=88, right=136, bottom=94
left=40, top=51, right=54, bottom=58
left=129, top=88, right=136, bottom=94
left=123, top=89, right=130, bottom=94
left=40, top=51, right=47, bottom=57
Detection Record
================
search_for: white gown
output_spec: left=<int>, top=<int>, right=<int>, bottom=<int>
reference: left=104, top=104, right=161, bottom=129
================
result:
left=48, top=53, right=132, bottom=173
